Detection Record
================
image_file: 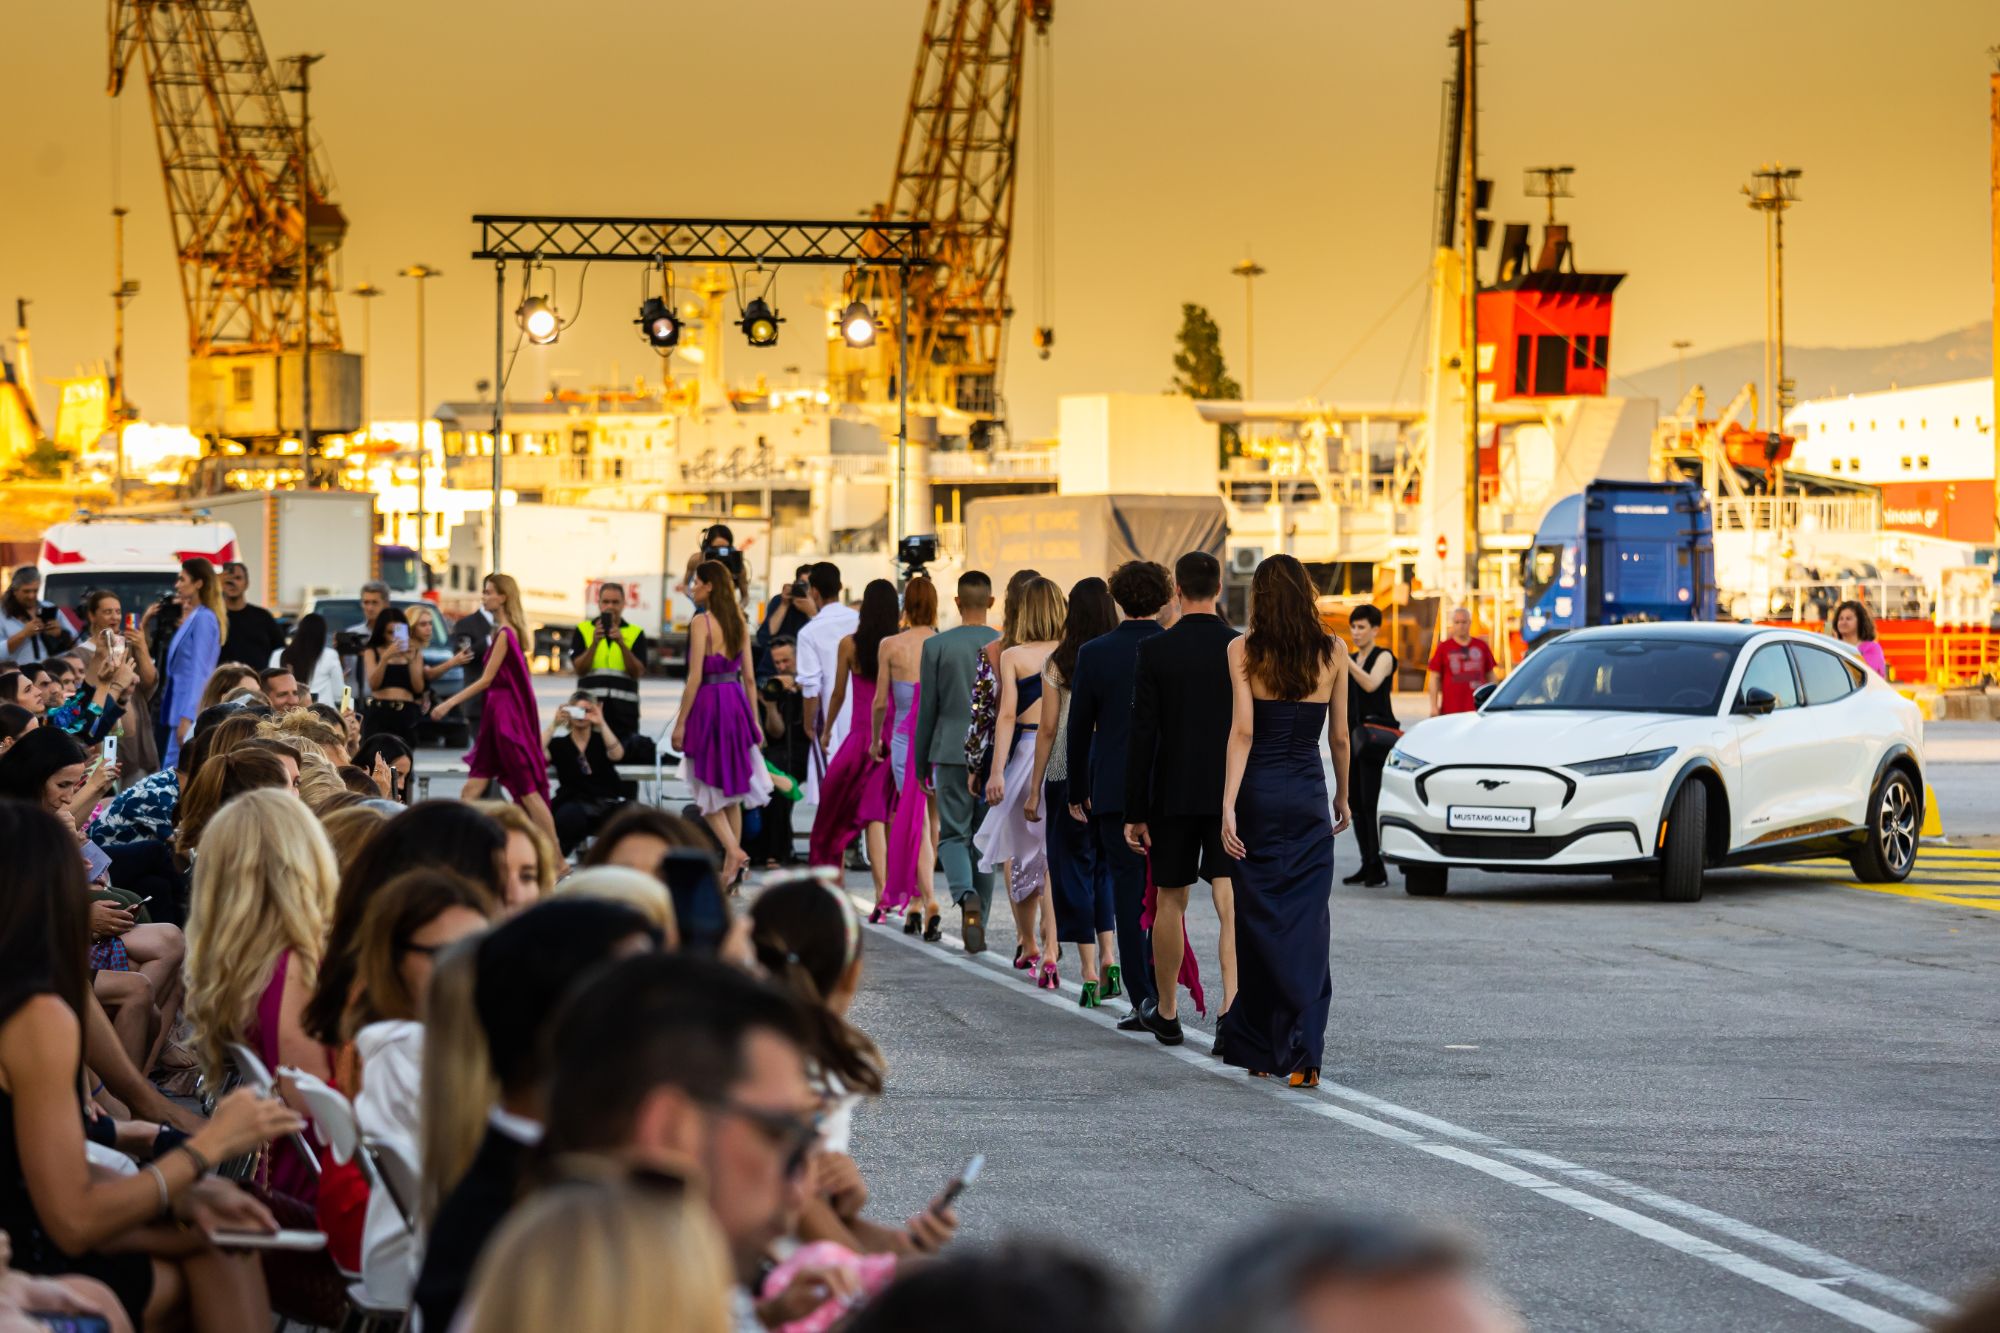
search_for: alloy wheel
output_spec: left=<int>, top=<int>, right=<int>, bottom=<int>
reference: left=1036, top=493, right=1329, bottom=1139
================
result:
left=1878, top=779, right=1916, bottom=875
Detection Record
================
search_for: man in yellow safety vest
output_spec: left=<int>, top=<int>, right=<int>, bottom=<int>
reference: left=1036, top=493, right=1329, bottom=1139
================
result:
left=572, top=582, right=650, bottom=737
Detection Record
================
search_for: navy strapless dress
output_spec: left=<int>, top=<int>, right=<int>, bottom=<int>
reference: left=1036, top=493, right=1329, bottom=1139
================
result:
left=1218, top=698, right=1335, bottom=1076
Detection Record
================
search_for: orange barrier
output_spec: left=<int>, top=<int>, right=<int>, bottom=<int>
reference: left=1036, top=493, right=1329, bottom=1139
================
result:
left=1758, top=619, right=2000, bottom=688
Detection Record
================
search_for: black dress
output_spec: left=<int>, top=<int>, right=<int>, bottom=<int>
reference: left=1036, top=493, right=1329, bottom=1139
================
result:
left=1348, top=646, right=1399, bottom=874
left=0, top=990, right=155, bottom=1324
left=1218, top=698, right=1335, bottom=1077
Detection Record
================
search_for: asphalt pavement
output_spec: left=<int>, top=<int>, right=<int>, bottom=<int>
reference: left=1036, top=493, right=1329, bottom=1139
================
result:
left=470, top=677, right=2000, bottom=1329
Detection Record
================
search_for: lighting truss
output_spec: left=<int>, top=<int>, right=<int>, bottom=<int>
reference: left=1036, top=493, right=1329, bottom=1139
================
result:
left=472, top=215, right=932, bottom=268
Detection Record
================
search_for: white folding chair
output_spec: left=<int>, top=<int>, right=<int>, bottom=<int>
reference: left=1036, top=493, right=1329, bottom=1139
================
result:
left=278, top=1070, right=409, bottom=1333
left=226, top=1043, right=320, bottom=1180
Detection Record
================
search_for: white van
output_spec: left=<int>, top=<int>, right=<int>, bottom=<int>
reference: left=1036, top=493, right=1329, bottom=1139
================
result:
left=37, top=518, right=240, bottom=628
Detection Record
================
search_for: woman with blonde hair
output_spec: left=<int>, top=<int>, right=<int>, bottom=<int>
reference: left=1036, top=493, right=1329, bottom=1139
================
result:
left=431, top=574, right=557, bottom=846
left=975, top=576, right=1067, bottom=987
left=320, top=803, right=389, bottom=875
left=184, top=789, right=341, bottom=1201
left=416, top=937, right=494, bottom=1226
left=669, top=560, right=771, bottom=884
left=194, top=663, right=262, bottom=715
left=551, top=865, right=679, bottom=943
left=462, top=1176, right=732, bottom=1333
left=475, top=800, right=558, bottom=911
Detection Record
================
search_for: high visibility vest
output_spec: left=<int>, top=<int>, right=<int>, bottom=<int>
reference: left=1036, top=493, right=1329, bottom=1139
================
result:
left=576, top=620, right=642, bottom=671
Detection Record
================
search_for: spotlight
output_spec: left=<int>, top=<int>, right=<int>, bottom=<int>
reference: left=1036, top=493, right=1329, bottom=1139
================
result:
left=740, top=297, right=783, bottom=347
left=838, top=299, right=877, bottom=348
left=636, top=296, right=680, bottom=349
left=516, top=295, right=559, bottom=345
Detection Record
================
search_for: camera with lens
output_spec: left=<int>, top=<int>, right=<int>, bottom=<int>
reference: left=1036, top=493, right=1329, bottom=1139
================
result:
left=897, top=534, right=939, bottom=574
left=759, top=674, right=796, bottom=702
left=334, top=629, right=369, bottom=656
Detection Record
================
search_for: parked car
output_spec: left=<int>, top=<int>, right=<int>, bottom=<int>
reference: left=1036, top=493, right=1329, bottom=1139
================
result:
left=1377, top=623, right=1925, bottom=901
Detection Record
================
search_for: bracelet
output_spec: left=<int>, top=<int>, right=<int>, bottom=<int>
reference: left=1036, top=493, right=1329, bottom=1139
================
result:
left=174, top=1143, right=214, bottom=1178
left=145, top=1161, right=172, bottom=1218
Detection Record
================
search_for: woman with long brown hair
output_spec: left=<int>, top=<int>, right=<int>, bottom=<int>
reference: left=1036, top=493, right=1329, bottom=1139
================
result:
left=807, top=580, right=899, bottom=894
left=670, top=560, right=771, bottom=883
left=430, top=575, right=557, bottom=846
left=1217, top=554, right=1350, bottom=1088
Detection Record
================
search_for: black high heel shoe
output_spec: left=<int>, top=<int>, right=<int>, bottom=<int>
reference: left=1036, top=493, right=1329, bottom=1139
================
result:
left=903, top=909, right=922, bottom=935
left=922, top=912, right=942, bottom=942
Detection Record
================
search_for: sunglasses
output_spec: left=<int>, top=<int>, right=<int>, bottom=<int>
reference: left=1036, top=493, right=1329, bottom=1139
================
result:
left=708, top=1098, right=822, bottom=1178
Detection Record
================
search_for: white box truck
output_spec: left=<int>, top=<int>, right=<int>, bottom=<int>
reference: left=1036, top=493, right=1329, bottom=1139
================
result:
left=103, top=491, right=377, bottom=616
left=443, top=505, right=671, bottom=662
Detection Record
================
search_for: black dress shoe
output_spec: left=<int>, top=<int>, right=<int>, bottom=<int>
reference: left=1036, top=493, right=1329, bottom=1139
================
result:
left=1139, top=1000, right=1185, bottom=1046
left=1115, top=1010, right=1147, bottom=1032
left=1342, top=867, right=1374, bottom=885
left=961, top=905, right=986, bottom=955
left=1212, top=1029, right=1228, bottom=1062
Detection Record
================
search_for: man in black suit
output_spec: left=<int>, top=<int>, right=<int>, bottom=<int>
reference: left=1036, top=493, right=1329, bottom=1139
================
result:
left=1066, top=559, right=1173, bottom=1024
left=1124, top=550, right=1239, bottom=1046
left=412, top=898, right=661, bottom=1333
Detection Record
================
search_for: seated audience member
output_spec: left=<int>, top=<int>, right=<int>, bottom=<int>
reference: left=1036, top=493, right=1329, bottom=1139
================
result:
left=321, top=803, right=390, bottom=875
left=302, top=800, right=510, bottom=1049
left=462, top=1176, right=733, bottom=1333
left=90, top=703, right=244, bottom=849
left=846, top=1241, right=1140, bottom=1333
left=172, top=748, right=294, bottom=862
left=263, top=708, right=349, bottom=767
left=194, top=663, right=263, bottom=715
left=411, top=898, right=660, bottom=1333
left=183, top=790, right=342, bottom=1209
left=297, top=758, right=352, bottom=814
left=0, top=702, right=34, bottom=755
left=1164, top=1210, right=1518, bottom=1333
left=342, top=869, right=494, bottom=1309
left=0, top=799, right=306, bottom=1332
left=548, top=691, right=629, bottom=854
left=544, top=954, right=913, bottom=1330
left=259, top=666, right=304, bottom=711
left=336, top=764, right=380, bottom=797
left=580, top=804, right=714, bottom=873
left=352, top=733, right=414, bottom=805
left=748, top=878, right=951, bottom=1258
left=551, top=865, right=678, bottom=942
left=417, top=939, right=492, bottom=1227
left=476, top=800, right=558, bottom=910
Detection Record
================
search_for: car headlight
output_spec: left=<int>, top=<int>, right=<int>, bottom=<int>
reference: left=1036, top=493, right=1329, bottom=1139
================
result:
left=1386, top=748, right=1427, bottom=773
left=1566, top=747, right=1676, bottom=776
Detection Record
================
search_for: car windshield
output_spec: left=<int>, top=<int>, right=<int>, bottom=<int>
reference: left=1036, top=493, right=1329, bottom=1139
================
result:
left=42, top=571, right=179, bottom=624
left=308, top=599, right=450, bottom=647
left=1485, top=637, right=1740, bottom=715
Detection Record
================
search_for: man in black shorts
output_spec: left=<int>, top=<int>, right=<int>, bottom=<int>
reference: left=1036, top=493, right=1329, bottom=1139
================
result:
left=1124, top=550, right=1238, bottom=1045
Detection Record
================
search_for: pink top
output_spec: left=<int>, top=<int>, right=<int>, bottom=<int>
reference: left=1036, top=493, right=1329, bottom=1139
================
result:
left=1854, top=640, right=1887, bottom=676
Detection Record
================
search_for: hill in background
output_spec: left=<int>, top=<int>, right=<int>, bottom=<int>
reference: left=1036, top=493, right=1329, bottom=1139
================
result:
left=1620, top=321, right=1993, bottom=407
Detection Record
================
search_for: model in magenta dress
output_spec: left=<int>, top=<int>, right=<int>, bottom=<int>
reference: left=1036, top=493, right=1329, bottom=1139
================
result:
left=881, top=679, right=930, bottom=917
left=463, top=625, right=550, bottom=805
left=808, top=673, right=892, bottom=867
left=682, top=637, right=774, bottom=814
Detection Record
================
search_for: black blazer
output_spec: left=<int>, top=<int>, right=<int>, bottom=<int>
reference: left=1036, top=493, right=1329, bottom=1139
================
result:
left=1065, top=619, right=1163, bottom=819
left=412, top=1124, right=532, bottom=1333
left=1124, top=612, right=1239, bottom=820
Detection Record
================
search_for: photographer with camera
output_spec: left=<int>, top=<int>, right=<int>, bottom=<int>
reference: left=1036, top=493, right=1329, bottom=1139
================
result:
left=570, top=581, right=650, bottom=740
left=746, top=636, right=807, bottom=867
left=2, top=567, right=76, bottom=664
left=547, top=690, right=630, bottom=854
left=756, top=563, right=817, bottom=678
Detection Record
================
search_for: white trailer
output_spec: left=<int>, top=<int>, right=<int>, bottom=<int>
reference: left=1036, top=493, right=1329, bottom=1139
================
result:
left=103, top=490, right=376, bottom=615
left=444, top=505, right=671, bottom=653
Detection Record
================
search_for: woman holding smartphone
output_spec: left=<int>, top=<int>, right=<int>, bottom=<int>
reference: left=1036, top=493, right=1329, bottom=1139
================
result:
left=361, top=610, right=426, bottom=745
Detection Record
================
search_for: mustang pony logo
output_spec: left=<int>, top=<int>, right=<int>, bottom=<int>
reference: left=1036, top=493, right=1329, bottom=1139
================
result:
left=1476, top=778, right=1509, bottom=791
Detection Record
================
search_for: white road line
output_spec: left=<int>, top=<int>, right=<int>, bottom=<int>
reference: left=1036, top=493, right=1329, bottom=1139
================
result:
left=852, top=896, right=1950, bottom=1330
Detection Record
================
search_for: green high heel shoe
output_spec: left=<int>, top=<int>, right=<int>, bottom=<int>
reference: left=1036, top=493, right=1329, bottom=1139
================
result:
left=1101, top=964, right=1122, bottom=1000
left=1078, top=981, right=1101, bottom=1009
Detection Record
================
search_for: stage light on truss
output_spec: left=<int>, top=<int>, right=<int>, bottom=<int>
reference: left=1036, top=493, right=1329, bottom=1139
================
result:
left=838, top=300, right=878, bottom=348
left=516, top=295, right=560, bottom=345
left=636, top=296, right=680, bottom=348
left=740, top=297, right=783, bottom=347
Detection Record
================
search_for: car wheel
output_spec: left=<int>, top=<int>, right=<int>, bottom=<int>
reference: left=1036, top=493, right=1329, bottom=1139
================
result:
left=1849, top=768, right=1918, bottom=883
left=1403, top=864, right=1448, bottom=897
left=1657, top=780, right=1706, bottom=902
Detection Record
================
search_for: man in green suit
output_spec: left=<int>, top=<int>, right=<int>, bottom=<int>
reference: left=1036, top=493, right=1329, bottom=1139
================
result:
left=913, top=569, right=1000, bottom=952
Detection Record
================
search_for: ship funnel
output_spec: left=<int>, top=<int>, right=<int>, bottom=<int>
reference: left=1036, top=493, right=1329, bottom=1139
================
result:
left=1535, top=225, right=1572, bottom=274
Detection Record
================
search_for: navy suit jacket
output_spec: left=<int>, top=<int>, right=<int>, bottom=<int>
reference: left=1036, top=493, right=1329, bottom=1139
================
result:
left=1064, top=619, right=1163, bottom=819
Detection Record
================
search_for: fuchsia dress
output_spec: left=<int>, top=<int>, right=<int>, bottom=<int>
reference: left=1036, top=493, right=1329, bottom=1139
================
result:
left=464, top=625, right=550, bottom=804
left=880, top=680, right=929, bottom=914
left=808, top=674, right=893, bottom=867
left=682, top=619, right=774, bottom=815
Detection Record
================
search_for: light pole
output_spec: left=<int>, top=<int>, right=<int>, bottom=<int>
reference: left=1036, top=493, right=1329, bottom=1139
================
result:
left=351, top=281, right=381, bottom=442
left=1671, top=338, right=1692, bottom=406
left=1230, top=254, right=1266, bottom=401
left=110, top=208, right=140, bottom=504
left=402, top=264, right=441, bottom=582
left=1743, top=165, right=1802, bottom=433
left=285, top=53, right=324, bottom=487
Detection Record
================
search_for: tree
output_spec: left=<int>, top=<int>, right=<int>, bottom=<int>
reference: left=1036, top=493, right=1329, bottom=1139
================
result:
left=1168, top=302, right=1242, bottom=461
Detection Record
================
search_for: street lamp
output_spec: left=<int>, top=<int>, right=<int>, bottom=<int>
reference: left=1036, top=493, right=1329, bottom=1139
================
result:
left=1671, top=338, right=1692, bottom=407
left=402, top=264, right=441, bottom=584
left=350, top=281, right=382, bottom=442
left=1230, top=253, right=1266, bottom=401
left=1743, top=165, right=1803, bottom=433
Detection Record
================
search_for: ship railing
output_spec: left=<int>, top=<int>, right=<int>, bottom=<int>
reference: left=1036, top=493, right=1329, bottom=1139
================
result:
left=1745, top=579, right=1931, bottom=625
left=1713, top=495, right=1880, bottom=534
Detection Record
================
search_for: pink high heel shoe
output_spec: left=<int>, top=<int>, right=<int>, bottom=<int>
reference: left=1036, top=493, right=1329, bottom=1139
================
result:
left=1038, top=959, right=1059, bottom=990
left=1014, top=949, right=1040, bottom=972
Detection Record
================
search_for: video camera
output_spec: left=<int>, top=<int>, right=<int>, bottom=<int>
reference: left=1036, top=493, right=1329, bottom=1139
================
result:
left=898, top=533, right=939, bottom=576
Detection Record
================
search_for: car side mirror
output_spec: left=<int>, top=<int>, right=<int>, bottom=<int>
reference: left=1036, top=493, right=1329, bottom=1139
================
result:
left=1471, top=682, right=1498, bottom=708
left=1735, top=686, right=1777, bottom=716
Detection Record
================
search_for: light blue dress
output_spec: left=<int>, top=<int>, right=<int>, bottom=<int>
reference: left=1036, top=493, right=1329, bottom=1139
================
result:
left=160, top=604, right=221, bottom=768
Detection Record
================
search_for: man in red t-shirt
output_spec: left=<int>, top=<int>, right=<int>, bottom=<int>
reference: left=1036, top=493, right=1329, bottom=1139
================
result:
left=1426, top=607, right=1497, bottom=716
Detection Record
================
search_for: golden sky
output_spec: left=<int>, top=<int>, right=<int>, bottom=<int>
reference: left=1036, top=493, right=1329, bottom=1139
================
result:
left=3, top=0, right=1995, bottom=441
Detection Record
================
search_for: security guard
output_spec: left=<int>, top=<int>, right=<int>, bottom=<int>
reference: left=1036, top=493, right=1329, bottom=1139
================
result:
left=571, top=582, right=650, bottom=739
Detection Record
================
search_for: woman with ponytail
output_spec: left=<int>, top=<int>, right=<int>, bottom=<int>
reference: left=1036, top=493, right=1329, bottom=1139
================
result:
left=747, top=876, right=955, bottom=1258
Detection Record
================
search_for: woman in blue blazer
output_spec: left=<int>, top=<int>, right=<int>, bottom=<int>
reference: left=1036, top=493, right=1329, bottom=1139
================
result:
left=159, top=557, right=226, bottom=767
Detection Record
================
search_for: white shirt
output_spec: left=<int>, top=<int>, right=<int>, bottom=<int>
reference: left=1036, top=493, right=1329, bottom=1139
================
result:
left=272, top=646, right=346, bottom=706
left=354, top=1020, right=423, bottom=1308
left=796, top=601, right=858, bottom=804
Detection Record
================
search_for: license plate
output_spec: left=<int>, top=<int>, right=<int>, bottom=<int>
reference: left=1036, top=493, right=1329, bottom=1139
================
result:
left=1447, top=805, right=1534, bottom=832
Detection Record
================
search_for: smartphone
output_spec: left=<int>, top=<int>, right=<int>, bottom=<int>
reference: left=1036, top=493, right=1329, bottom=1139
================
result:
left=81, top=842, right=112, bottom=883
left=452, top=634, right=472, bottom=655
left=391, top=621, right=410, bottom=651
left=132, top=895, right=153, bottom=907
left=339, top=686, right=353, bottom=713
left=659, top=849, right=729, bottom=955
left=125, top=612, right=136, bottom=631
left=30, top=1317, right=112, bottom=1333
left=937, top=1154, right=984, bottom=1209
left=565, top=704, right=589, bottom=721
left=208, top=1229, right=327, bottom=1252
left=103, top=735, right=119, bottom=766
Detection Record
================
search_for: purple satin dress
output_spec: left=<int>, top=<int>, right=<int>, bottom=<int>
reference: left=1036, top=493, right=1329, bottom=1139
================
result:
left=464, top=626, right=551, bottom=804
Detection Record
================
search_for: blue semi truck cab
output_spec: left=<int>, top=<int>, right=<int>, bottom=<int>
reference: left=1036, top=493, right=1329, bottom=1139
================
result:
left=1520, top=480, right=1716, bottom=648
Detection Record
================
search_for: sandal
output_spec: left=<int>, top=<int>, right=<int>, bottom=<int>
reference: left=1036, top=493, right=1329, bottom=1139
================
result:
left=1287, top=1069, right=1321, bottom=1089
left=903, top=909, right=922, bottom=935
left=1038, top=960, right=1059, bottom=990
left=1078, top=981, right=1101, bottom=1009
left=1101, top=963, right=1122, bottom=1000
left=1015, top=952, right=1040, bottom=973
left=923, top=912, right=942, bottom=943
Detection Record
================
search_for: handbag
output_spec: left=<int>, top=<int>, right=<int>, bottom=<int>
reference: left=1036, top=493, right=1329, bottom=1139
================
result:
left=1358, top=722, right=1403, bottom=753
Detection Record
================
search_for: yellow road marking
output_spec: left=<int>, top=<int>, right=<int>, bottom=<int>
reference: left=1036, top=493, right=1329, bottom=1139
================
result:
left=1729, top=863, right=2000, bottom=913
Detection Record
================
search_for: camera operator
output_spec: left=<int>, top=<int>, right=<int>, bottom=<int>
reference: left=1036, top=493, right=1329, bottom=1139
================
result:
left=2, top=568, right=76, bottom=664
left=571, top=581, right=650, bottom=740
left=547, top=691, right=630, bottom=855
left=746, top=636, right=806, bottom=867
left=755, top=563, right=816, bottom=678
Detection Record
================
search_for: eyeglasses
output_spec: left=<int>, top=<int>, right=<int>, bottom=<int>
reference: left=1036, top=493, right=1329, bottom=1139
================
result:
left=707, top=1098, right=821, bottom=1178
